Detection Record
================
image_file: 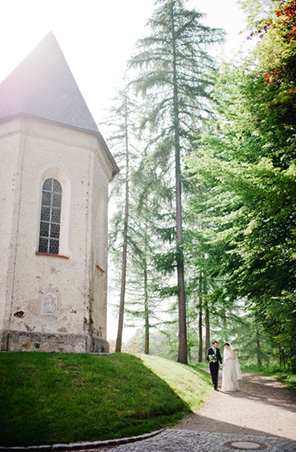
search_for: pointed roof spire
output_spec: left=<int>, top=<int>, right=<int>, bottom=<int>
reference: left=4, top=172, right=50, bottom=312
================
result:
left=0, top=32, right=100, bottom=133
left=0, top=32, right=118, bottom=176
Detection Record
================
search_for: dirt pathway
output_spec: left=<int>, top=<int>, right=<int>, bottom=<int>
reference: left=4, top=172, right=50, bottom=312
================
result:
left=173, top=371, right=296, bottom=440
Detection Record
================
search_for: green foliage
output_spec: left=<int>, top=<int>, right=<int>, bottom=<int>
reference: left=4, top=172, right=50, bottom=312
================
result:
left=186, top=0, right=295, bottom=371
left=122, top=329, right=179, bottom=360
left=0, top=352, right=212, bottom=447
left=106, top=0, right=295, bottom=370
left=129, top=0, right=224, bottom=168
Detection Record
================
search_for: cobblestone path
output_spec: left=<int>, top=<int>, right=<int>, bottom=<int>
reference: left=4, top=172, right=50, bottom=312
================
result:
left=86, top=429, right=295, bottom=452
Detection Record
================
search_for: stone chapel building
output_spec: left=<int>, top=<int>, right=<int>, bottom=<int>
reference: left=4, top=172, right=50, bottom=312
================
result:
left=0, top=32, right=118, bottom=353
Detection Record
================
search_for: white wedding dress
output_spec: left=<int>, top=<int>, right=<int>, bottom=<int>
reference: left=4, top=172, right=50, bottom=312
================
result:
left=221, top=345, right=242, bottom=392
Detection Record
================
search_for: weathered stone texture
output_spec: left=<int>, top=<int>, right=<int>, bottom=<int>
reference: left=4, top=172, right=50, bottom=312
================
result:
left=0, top=116, right=112, bottom=353
left=0, top=34, right=118, bottom=354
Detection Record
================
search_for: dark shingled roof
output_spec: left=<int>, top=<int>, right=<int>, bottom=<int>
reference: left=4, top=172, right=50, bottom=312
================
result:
left=0, top=32, right=118, bottom=176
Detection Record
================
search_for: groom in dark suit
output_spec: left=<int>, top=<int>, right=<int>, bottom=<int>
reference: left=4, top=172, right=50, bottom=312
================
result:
left=207, top=340, right=223, bottom=390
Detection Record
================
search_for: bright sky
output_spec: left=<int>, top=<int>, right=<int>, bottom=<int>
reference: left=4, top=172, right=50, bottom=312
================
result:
left=1, top=0, right=249, bottom=342
left=0, top=0, right=249, bottom=126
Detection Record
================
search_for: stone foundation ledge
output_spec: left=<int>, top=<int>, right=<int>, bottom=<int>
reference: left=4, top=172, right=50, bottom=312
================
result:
left=0, top=330, right=109, bottom=353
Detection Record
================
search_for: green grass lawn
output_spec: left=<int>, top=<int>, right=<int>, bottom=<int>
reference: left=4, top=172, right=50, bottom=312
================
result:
left=0, top=352, right=212, bottom=446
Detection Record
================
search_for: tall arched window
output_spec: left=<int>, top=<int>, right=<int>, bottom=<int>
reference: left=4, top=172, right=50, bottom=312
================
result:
left=38, top=178, right=62, bottom=255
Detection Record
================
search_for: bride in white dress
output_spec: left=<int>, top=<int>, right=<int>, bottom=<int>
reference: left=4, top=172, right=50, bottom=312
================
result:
left=221, top=342, right=242, bottom=392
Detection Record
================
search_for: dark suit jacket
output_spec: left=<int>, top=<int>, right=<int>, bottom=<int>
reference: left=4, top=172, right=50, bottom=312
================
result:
left=207, top=347, right=222, bottom=365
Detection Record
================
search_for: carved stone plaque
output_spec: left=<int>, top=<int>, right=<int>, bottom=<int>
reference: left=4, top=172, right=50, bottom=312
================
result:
left=42, top=291, right=58, bottom=316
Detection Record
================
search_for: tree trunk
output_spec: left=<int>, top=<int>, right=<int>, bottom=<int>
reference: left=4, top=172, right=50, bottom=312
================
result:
left=198, top=273, right=203, bottom=362
left=115, top=98, right=130, bottom=353
left=140, top=195, right=150, bottom=355
left=115, top=180, right=129, bottom=352
left=145, top=305, right=149, bottom=354
left=279, top=347, right=285, bottom=368
left=204, top=272, right=210, bottom=352
left=204, top=305, right=210, bottom=352
left=144, top=236, right=150, bottom=354
left=171, top=2, right=187, bottom=364
left=256, top=329, right=262, bottom=366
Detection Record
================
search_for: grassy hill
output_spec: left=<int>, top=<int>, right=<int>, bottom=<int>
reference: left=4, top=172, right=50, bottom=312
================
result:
left=0, top=352, right=212, bottom=447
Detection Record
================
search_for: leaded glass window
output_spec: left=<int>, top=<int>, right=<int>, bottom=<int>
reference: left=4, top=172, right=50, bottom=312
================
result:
left=38, top=178, right=62, bottom=254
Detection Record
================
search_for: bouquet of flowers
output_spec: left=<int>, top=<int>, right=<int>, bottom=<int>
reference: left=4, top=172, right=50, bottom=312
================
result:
left=208, top=354, right=217, bottom=363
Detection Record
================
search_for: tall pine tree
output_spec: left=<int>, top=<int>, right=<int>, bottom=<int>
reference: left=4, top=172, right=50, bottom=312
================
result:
left=129, top=0, right=224, bottom=363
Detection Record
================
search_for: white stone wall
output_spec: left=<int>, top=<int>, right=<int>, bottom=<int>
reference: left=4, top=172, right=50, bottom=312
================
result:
left=0, top=116, right=112, bottom=352
left=0, top=118, right=22, bottom=344
left=89, top=162, right=109, bottom=344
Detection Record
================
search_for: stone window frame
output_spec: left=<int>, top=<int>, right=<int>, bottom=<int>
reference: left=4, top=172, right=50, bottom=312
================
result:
left=36, top=169, right=71, bottom=258
left=38, top=178, right=62, bottom=255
